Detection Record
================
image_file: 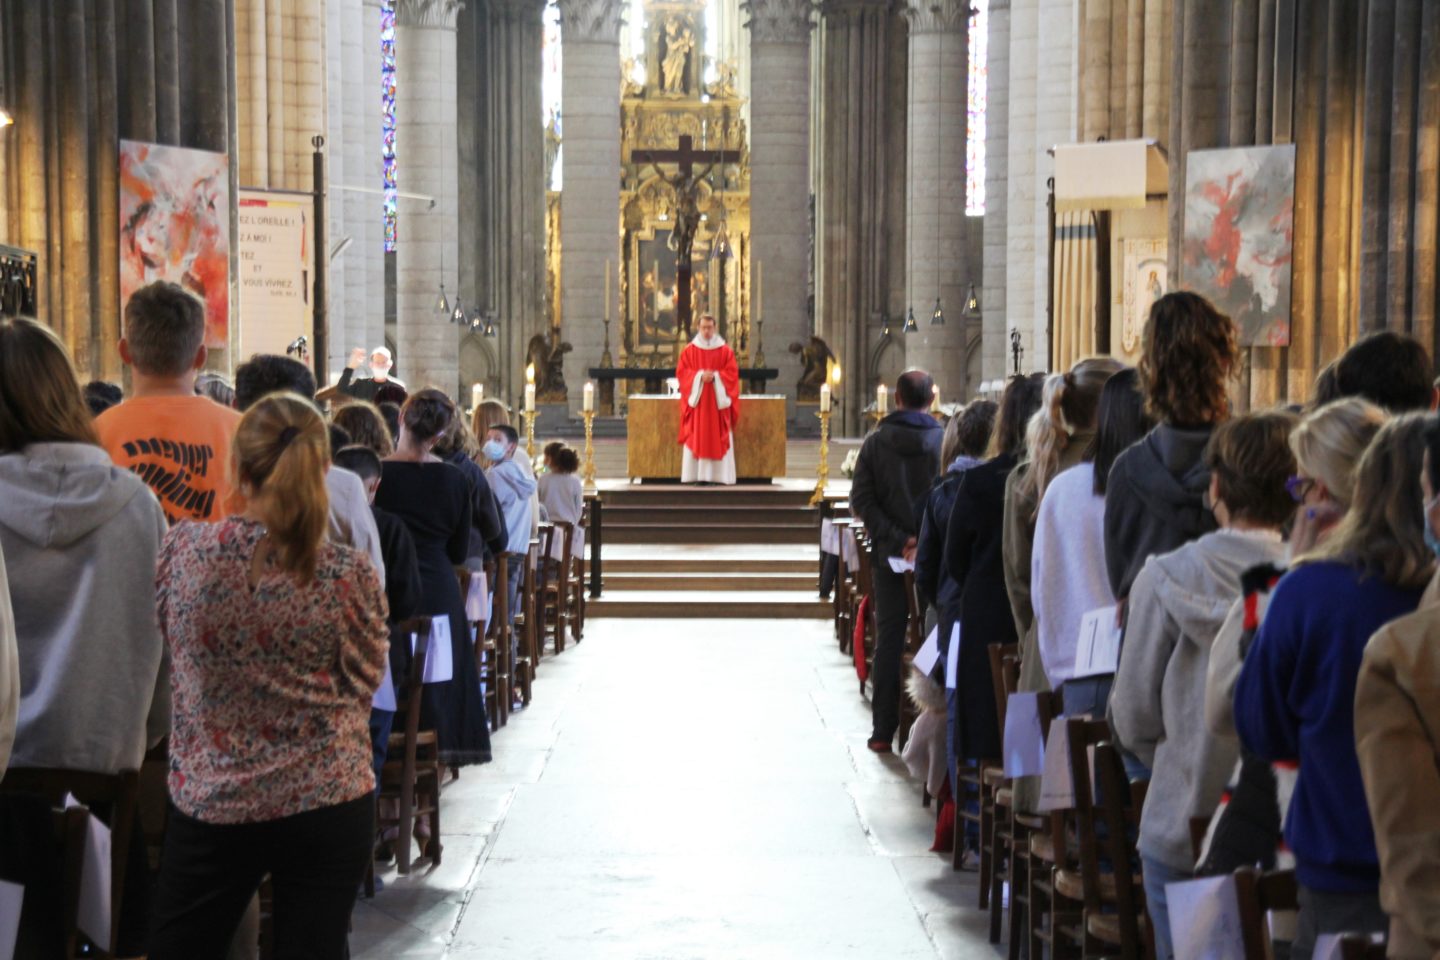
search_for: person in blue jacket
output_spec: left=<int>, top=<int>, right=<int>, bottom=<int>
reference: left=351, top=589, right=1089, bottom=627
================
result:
left=1234, top=413, right=1435, bottom=960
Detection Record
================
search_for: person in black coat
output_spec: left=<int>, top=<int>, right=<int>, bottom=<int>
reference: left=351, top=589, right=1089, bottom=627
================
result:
left=943, top=375, right=1043, bottom=762
left=434, top=418, right=507, bottom=567
left=850, top=370, right=944, bottom=752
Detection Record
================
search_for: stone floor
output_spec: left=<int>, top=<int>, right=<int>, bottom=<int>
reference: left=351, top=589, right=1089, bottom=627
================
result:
left=351, top=616, right=998, bottom=959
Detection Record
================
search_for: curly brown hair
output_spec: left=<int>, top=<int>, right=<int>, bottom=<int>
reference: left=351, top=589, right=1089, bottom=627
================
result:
left=1138, top=291, right=1238, bottom=426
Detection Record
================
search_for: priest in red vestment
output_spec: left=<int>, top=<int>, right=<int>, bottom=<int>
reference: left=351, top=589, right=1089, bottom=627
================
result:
left=676, top=314, right=741, bottom=484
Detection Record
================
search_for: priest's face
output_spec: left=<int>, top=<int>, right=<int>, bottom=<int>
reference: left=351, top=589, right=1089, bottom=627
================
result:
left=698, top=316, right=716, bottom=340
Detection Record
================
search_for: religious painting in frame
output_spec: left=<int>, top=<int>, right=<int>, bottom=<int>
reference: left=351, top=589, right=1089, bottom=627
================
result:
left=1121, top=238, right=1167, bottom=357
left=631, top=227, right=710, bottom=350
left=119, top=140, right=231, bottom=349
left=1182, top=144, right=1295, bottom=347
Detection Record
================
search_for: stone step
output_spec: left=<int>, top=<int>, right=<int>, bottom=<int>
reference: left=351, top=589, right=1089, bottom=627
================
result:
left=603, top=505, right=818, bottom=528
left=603, top=572, right=817, bottom=591
left=600, top=488, right=815, bottom=508
left=606, top=523, right=818, bottom=545
left=604, top=556, right=816, bottom=574
left=586, top=590, right=832, bottom=619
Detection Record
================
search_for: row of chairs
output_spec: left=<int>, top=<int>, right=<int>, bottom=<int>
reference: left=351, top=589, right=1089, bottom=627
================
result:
left=823, top=515, right=1386, bottom=960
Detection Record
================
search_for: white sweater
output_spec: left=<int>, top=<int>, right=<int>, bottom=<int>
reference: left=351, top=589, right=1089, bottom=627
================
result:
left=1031, top=462, right=1115, bottom=687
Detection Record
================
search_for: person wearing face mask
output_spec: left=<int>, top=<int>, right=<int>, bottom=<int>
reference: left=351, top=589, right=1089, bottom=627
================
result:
left=375, top=389, right=490, bottom=785
left=337, top=346, right=407, bottom=403
left=1352, top=414, right=1440, bottom=960
left=483, top=425, right=537, bottom=662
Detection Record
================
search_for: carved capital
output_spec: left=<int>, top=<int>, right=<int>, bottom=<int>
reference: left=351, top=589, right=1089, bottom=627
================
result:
left=903, top=0, right=969, bottom=34
left=743, top=0, right=815, bottom=44
left=488, top=0, right=546, bottom=23
left=818, top=0, right=894, bottom=22
left=395, top=0, right=464, bottom=28
left=556, top=0, right=625, bottom=43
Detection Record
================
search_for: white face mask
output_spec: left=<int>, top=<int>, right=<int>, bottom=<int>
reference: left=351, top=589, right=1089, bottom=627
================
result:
left=483, top=439, right=509, bottom=462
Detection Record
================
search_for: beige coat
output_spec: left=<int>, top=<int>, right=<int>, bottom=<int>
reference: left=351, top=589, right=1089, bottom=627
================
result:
left=1355, top=570, right=1440, bottom=959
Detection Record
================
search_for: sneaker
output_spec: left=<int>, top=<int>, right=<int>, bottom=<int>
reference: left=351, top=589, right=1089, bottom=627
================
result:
left=866, top=738, right=893, bottom=754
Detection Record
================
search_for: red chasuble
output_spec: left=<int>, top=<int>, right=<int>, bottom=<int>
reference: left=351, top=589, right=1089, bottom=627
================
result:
left=676, top=336, right=741, bottom=460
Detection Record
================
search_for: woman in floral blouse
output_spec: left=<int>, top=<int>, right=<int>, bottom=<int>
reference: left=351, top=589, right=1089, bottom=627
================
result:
left=149, top=392, right=388, bottom=960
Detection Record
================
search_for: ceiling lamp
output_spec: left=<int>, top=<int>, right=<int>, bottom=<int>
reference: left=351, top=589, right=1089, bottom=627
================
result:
left=964, top=282, right=980, bottom=317
left=930, top=297, right=945, bottom=326
left=902, top=307, right=919, bottom=334
left=435, top=282, right=450, bottom=315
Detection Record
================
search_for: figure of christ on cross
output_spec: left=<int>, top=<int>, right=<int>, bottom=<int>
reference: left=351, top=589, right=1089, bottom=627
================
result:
left=632, top=134, right=742, bottom=338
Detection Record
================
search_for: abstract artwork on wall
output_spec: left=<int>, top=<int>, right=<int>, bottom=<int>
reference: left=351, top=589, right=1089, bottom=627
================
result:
left=119, top=140, right=231, bottom=348
left=1182, top=144, right=1295, bottom=346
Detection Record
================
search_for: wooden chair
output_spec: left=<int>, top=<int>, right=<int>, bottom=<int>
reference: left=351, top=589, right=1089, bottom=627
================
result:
left=570, top=507, right=589, bottom=642
left=852, top=530, right=878, bottom=694
left=0, top=768, right=140, bottom=958
left=1232, top=867, right=1297, bottom=959
left=983, top=643, right=1028, bottom=951
left=458, top=565, right=501, bottom=732
left=376, top=616, right=442, bottom=877
left=1025, top=690, right=1082, bottom=960
left=896, top=570, right=927, bottom=754
left=1065, top=717, right=1151, bottom=960
left=834, top=521, right=859, bottom=654
left=540, top=521, right=576, bottom=655
left=490, top=556, right=514, bottom=725
left=514, top=539, right=541, bottom=704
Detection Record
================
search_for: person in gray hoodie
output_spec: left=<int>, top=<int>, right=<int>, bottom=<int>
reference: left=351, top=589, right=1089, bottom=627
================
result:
left=0, top=317, right=168, bottom=775
left=1104, top=292, right=1239, bottom=601
left=1110, top=411, right=1298, bottom=960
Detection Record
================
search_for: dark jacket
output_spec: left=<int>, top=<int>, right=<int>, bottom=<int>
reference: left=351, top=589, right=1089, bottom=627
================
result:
left=943, top=452, right=1020, bottom=759
left=444, top=448, right=507, bottom=563
left=915, top=457, right=983, bottom=612
left=1103, top=424, right=1217, bottom=600
left=849, top=410, right=943, bottom=558
left=372, top=506, right=422, bottom=624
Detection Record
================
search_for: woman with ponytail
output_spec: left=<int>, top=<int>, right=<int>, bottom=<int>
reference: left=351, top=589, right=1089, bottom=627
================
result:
left=150, top=393, right=389, bottom=959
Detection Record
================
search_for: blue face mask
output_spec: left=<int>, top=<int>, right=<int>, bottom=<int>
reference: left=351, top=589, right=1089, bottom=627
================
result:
left=483, top=439, right=508, bottom=462
left=1426, top=495, right=1440, bottom=559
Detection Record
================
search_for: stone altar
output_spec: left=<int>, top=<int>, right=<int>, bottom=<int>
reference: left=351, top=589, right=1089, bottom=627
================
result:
left=626, top=394, right=787, bottom=480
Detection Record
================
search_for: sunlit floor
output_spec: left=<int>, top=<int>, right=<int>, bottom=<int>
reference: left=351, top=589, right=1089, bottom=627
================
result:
left=350, top=616, right=998, bottom=959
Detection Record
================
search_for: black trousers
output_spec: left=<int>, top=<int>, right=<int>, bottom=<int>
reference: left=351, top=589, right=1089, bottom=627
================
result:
left=149, top=793, right=373, bottom=960
left=870, top=560, right=909, bottom=742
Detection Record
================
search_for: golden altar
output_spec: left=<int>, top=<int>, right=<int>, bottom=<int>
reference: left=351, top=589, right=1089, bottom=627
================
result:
left=626, top=395, right=787, bottom=481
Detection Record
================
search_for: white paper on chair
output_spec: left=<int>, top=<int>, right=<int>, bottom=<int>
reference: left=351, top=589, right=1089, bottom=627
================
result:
left=913, top=626, right=941, bottom=677
left=887, top=556, right=916, bottom=574
left=0, top=880, right=21, bottom=960
left=60, top=797, right=110, bottom=951
left=1036, top=720, right=1076, bottom=812
left=414, top=617, right=453, bottom=684
left=1072, top=605, right=1123, bottom=679
left=1168, top=874, right=1244, bottom=960
left=372, top=653, right=397, bottom=711
left=945, top=622, right=960, bottom=690
left=465, top=571, right=489, bottom=623
left=821, top=518, right=840, bottom=556
left=1003, top=692, right=1046, bottom=778
left=842, top=530, right=859, bottom=567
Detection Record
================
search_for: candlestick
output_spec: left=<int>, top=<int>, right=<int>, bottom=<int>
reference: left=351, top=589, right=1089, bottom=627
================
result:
left=808, top=408, right=831, bottom=508
left=525, top=363, right=535, bottom=385
left=930, top=383, right=941, bottom=415
left=876, top=384, right=888, bottom=416
left=819, top=381, right=831, bottom=413
left=583, top=380, right=595, bottom=413
left=524, top=383, right=536, bottom=413
left=582, top=408, right=597, bottom=491
left=754, top=260, right=762, bottom=321
left=471, top=382, right=483, bottom=411
left=604, top=260, right=610, bottom=322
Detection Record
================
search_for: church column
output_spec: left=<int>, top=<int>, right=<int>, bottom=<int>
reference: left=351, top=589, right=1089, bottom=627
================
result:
left=981, top=0, right=1009, bottom=383
left=395, top=0, right=463, bottom=394
left=362, top=0, right=387, bottom=353
left=902, top=0, right=969, bottom=395
left=556, top=0, right=624, bottom=413
left=745, top=0, right=812, bottom=419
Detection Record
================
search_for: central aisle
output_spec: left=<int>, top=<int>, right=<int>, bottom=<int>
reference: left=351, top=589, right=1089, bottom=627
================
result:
left=351, top=617, right=996, bottom=959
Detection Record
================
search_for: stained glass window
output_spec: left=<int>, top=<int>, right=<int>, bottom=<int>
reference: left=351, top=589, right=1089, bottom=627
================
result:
left=381, top=0, right=398, bottom=250
left=965, top=0, right=987, bottom=217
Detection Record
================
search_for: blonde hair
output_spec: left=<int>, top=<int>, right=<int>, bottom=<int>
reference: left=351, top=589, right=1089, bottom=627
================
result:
left=1016, top=358, right=1122, bottom=518
left=0, top=317, right=99, bottom=453
left=1302, top=413, right=1435, bottom=590
left=232, top=393, right=331, bottom=582
left=1289, top=398, right=1388, bottom=511
left=471, top=398, right=512, bottom=468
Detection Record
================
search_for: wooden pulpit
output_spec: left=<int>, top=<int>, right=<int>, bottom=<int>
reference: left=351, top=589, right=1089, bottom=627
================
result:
left=626, top=395, right=787, bottom=481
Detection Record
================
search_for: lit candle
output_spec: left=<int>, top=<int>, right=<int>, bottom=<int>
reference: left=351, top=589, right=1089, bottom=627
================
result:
left=877, top=384, right=888, bottom=415
left=819, top=382, right=831, bottom=413
left=471, top=382, right=483, bottom=410
left=604, top=261, right=610, bottom=322
left=583, top=381, right=595, bottom=413
left=931, top=383, right=940, bottom=413
left=525, top=363, right=535, bottom=385
left=524, top=383, right=536, bottom=413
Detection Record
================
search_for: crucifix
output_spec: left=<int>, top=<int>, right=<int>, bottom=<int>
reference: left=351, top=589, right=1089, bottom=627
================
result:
left=632, top=134, right=742, bottom=338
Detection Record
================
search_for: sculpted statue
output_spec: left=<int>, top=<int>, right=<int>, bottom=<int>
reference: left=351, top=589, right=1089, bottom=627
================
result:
left=788, top=335, right=836, bottom=402
left=621, top=57, right=644, bottom=99
left=661, top=19, right=694, bottom=94
left=708, top=60, right=740, bottom=100
left=526, top=329, right=574, bottom=403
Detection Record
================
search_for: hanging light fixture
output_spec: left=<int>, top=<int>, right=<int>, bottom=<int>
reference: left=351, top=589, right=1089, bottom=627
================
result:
left=964, top=282, right=980, bottom=317
left=483, top=310, right=499, bottom=338
left=881, top=313, right=892, bottom=338
left=931, top=296, right=945, bottom=326
left=435, top=282, right=451, bottom=315
left=451, top=297, right=466, bottom=325
left=902, top=307, right=919, bottom=334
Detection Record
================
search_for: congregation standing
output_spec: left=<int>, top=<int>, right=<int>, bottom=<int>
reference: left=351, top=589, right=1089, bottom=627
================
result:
left=853, top=292, right=1440, bottom=960
left=0, top=280, right=588, bottom=957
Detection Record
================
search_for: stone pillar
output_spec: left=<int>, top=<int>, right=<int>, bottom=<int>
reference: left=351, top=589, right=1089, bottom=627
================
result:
left=341, top=0, right=377, bottom=364
left=395, top=0, right=463, bottom=394
left=902, top=0, right=969, bottom=396
left=745, top=0, right=811, bottom=419
left=362, top=0, right=388, bottom=353
left=981, top=0, right=1010, bottom=383
left=556, top=0, right=624, bottom=413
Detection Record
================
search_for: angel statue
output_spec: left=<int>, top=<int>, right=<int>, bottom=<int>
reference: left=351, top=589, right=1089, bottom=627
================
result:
left=788, top=335, right=836, bottom=403
left=526, top=329, right=574, bottom=403
left=707, top=60, right=740, bottom=100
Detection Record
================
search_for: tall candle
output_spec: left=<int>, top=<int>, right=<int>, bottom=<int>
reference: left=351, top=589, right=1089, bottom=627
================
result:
left=583, top=381, right=595, bottom=413
left=754, top=260, right=762, bottom=320
left=930, top=383, right=940, bottom=413
left=877, top=384, right=888, bottom=415
left=819, top=382, right=831, bottom=413
left=524, top=383, right=536, bottom=413
left=604, top=261, right=610, bottom=322
left=471, top=382, right=483, bottom=410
